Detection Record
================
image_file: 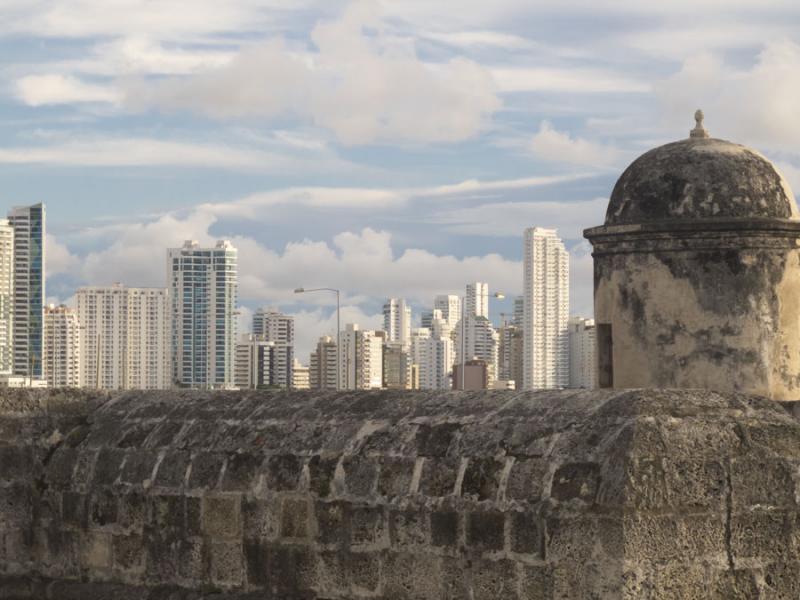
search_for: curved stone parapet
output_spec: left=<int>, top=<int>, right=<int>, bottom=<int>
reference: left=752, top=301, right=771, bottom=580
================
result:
left=1, top=388, right=800, bottom=598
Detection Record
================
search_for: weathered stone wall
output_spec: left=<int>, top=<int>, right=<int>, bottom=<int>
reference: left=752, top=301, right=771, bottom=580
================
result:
left=2, top=388, right=800, bottom=599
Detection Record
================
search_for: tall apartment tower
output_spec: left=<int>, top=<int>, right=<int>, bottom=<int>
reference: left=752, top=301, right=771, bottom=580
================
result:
left=433, top=295, right=461, bottom=330
left=339, top=323, right=383, bottom=390
left=43, top=304, right=80, bottom=387
left=513, top=296, right=524, bottom=328
left=498, top=323, right=524, bottom=387
left=310, top=336, right=337, bottom=390
left=76, top=284, right=170, bottom=389
left=252, top=308, right=294, bottom=387
left=0, top=221, right=13, bottom=374
left=8, top=204, right=44, bottom=378
left=465, top=283, right=489, bottom=318
left=456, top=315, right=499, bottom=383
left=168, top=240, right=238, bottom=389
left=568, top=317, right=597, bottom=389
left=383, top=298, right=411, bottom=346
left=523, top=227, right=569, bottom=390
left=411, top=317, right=454, bottom=390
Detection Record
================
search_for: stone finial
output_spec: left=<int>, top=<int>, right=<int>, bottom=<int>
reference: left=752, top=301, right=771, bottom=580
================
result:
left=689, top=109, right=710, bottom=139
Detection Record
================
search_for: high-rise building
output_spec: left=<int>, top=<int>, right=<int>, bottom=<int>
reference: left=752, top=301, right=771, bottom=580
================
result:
left=8, top=204, right=44, bottom=379
left=292, top=359, right=310, bottom=390
left=411, top=324, right=454, bottom=390
left=168, top=240, right=238, bottom=389
left=252, top=308, right=294, bottom=387
left=339, top=323, right=383, bottom=390
left=383, top=298, right=411, bottom=347
left=569, top=317, right=597, bottom=389
left=0, top=221, right=13, bottom=375
left=234, top=334, right=292, bottom=389
left=523, top=227, right=569, bottom=390
left=498, top=324, right=524, bottom=389
left=420, top=309, right=433, bottom=330
left=76, top=284, right=170, bottom=389
left=465, top=282, right=489, bottom=318
left=310, top=336, right=338, bottom=390
left=43, top=304, right=80, bottom=387
left=513, top=296, right=524, bottom=328
left=383, top=341, right=412, bottom=389
left=455, top=315, right=499, bottom=383
left=433, top=295, right=461, bottom=330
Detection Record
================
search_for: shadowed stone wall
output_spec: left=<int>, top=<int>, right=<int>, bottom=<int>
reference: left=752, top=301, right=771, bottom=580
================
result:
left=2, top=388, right=800, bottom=599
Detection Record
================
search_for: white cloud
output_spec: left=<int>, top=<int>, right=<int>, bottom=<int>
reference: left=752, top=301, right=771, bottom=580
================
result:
left=121, top=3, right=501, bottom=145
left=491, top=67, right=650, bottom=94
left=46, top=234, right=81, bottom=276
left=15, top=74, right=121, bottom=106
left=529, top=121, right=623, bottom=168
left=656, top=41, right=800, bottom=151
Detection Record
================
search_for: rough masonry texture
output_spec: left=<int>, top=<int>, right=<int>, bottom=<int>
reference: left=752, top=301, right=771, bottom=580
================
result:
left=2, top=388, right=800, bottom=599
left=585, top=131, right=800, bottom=399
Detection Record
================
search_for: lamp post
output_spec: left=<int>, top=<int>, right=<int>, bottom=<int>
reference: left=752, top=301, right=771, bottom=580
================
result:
left=294, top=287, right=340, bottom=391
left=459, top=292, right=505, bottom=391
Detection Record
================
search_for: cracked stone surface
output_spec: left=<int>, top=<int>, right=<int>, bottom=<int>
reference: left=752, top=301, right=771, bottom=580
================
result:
left=2, top=388, right=800, bottom=598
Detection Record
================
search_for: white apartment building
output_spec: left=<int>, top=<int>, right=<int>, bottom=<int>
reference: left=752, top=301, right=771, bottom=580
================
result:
left=168, top=240, right=238, bottom=389
left=8, top=204, right=45, bottom=379
left=234, top=334, right=292, bottom=389
left=455, top=315, right=499, bottom=384
left=43, top=304, right=80, bottom=387
left=292, top=359, right=310, bottom=390
left=383, top=298, right=411, bottom=346
left=310, top=336, right=338, bottom=390
left=433, top=295, right=461, bottom=330
left=569, top=317, right=597, bottom=389
left=466, top=282, right=489, bottom=318
left=339, top=323, right=383, bottom=390
left=0, top=221, right=13, bottom=374
left=411, top=324, right=454, bottom=390
left=252, top=308, right=294, bottom=387
left=523, top=227, right=569, bottom=390
left=77, top=284, right=170, bottom=390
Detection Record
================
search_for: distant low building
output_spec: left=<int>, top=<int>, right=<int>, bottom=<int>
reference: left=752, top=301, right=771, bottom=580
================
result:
left=44, top=304, right=81, bottom=388
left=568, top=317, right=596, bottom=389
left=310, top=336, right=337, bottom=390
left=292, top=359, right=310, bottom=390
left=453, top=359, right=488, bottom=391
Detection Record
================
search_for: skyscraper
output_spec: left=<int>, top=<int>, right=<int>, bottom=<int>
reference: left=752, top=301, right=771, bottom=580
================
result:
left=252, top=308, right=294, bottom=387
left=523, top=227, right=569, bottom=390
left=234, top=334, right=291, bottom=389
left=513, top=296, right=524, bottom=328
left=383, top=298, right=411, bottom=346
left=455, top=315, right=499, bottom=383
left=433, top=295, right=461, bottom=330
left=43, top=304, right=80, bottom=387
left=310, top=336, right=337, bottom=390
left=168, top=240, right=238, bottom=389
left=0, top=221, right=13, bottom=375
left=498, top=323, right=523, bottom=388
left=339, top=323, right=383, bottom=390
left=465, top=282, right=489, bottom=318
left=411, top=315, right=454, bottom=390
left=568, top=317, right=597, bottom=389
left=8, top=204, right=44, bottom=379
left=76, top=284, right=170, bottom=389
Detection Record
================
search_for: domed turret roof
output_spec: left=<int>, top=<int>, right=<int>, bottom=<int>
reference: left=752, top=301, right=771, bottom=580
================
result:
left=605, top=110, right=798, bottom=226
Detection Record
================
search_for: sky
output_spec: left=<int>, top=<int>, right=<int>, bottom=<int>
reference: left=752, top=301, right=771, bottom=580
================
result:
left=3, top=0, right=800, bottom=360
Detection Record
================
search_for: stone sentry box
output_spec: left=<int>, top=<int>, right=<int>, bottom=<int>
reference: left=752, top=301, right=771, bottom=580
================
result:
left=585, top=111, right=800, bottom=400
left=3, top=387, right=800, bottom=599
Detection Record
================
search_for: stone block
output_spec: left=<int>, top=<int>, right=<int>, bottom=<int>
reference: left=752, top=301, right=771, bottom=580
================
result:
left=519, top=565, right=554, bottom=600
left=265, top=454, right=304, bottom=492
left=550, top=461, right=600, bottom=503
left=730, top=510, right=793, bottom=563
left=461, top=457, right=503, bottom=501
left=252, top=544, right=316, bottom=596
left=112, top=533, right=144, bottom=572
left=315, top=501, right=349, bottom=546
left=242, top=497, right=280, bottom=541
left=416, top=423, right=460, bottom=457
left=439, top=556, right=471, bottom=599
left=505, top=458, right=547, bottom=504
left=762, top=561, right=800, bottom=599
left=117, top=492, right=147, bottom=531
left=350, top=505, right=386, bottom=547
left=176, top=537, right=204, bottom=581
left=732, top=456, right=796, bottom=509
left=0, top=483, right=31, bottom=528
left=377, top=456, right=415, bottom=498
left=45, top=447, right=78, bottom=489
left=471, top=558, right=517, bottom=600
left=623, top=514, right=725, bottom=563
left=221, top=452, right=263, bottom=492
left=92, top=448, right=126, bottom=486
left=119, top=450, right=158, bottom=487
left=307, top=454, right=338, bottom=498
left=209, top=541, right=243, bottom=587
left=152, top=451, right=190, bottom=489
left=347, top=551, right=381, bottom=594
left=72, top=450, right=97, bottom=488
left=61, top=492, right=87, bottom=529
left=711, top=568, right=760, bottom=599
left=390, top=509, right=429, bottom=547
left=510, top=511, right=541, bottom=556
left=431, top=510, right=459, bottom=548
left=466, top=511, right=504, bottom=552
left=0, top=446, right=33, bottom=482
left=80, top=531, right=111, bottom=570
left=89, top=489, right=118, bottom=528
left=342, top=455, right=377, bottom=497
left=546, top=517, right=597, bottom=563
left=382, top=551, right=442, bottom=599
left=187, top=452, right=224, bottom=490
left=145, top=420, right=184, bottom=448
left=117, top=423, right=156, bottom=448
left=664, top=458, right=726, bottom=510
left=202, top=495, right=241, bottom=539
left=148, top=494, right=185, bottom=533
left=315, top=550, right=348, bottom=594
left=419, top=457, right=459, bottom=497
left=280, top=498, right=310, bottom=539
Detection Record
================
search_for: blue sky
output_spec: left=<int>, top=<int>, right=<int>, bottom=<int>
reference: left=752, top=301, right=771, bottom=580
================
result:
left=3, top=0, right=800, bottom=358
